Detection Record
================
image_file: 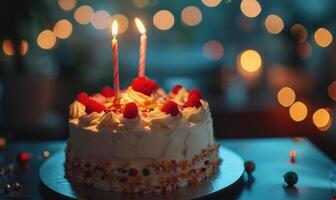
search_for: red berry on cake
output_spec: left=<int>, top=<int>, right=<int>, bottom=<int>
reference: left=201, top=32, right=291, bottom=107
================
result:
left=172, top=85, right=182, bottom=94
left=85, top=99, right=106, bottom=114
left=123, top=102, right=139, bottom=119
left=189, top=88, right=202, bottom=99
left=161, top=100, right=179, bottom=116
left=76, top=92, right=90, bottom=105
left=131, top=77, right=158, bottom=96
left=101, top=86, right=114, bottom=97
left=184, top=95, right=202, bottom=108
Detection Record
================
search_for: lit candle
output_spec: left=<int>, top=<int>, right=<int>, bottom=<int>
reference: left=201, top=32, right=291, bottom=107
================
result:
left=111, top=20, right=119, bottom=97
left=135, top=18, right=147, bottom=77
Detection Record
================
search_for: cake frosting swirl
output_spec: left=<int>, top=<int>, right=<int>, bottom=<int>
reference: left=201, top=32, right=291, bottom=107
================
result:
left=66, top=77, right=220, bottom=194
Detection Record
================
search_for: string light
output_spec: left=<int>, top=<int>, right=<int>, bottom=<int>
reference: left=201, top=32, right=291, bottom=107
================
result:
left=264, top=15, right=284, bottom=34
left=58, top=0, right=77, bottom=11
left=74, top=5, right=94, bottom=25
left=289, top=101, right=307, bottom=122
left=277, top=87, right=296, bottom=107
left=203, top=40, right=224, bottom=61
left=181, top=6, right=202, bottom=26
left=53, top=19, right=73, bottom=39
left=153, top=10, right=175, bottom=30
left=314, top=28, right=333, bottom=47
left=240, top=0, right=261, bottom=18
left=37, top=30, right=57, bottom=50
left=202, top=0, right=222, bottom=7
left=239, top=49, right=262, bottom=73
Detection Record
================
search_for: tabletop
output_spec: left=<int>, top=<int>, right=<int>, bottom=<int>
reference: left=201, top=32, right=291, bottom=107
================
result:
left=0, top=138, right=335, bottom=200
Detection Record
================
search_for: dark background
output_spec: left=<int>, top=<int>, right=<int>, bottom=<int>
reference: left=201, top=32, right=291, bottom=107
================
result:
left=0, top=0, right=336, bottom=159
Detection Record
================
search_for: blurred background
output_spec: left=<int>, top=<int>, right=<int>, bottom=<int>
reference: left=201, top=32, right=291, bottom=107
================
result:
left=1, top=0, right=335, bottom=157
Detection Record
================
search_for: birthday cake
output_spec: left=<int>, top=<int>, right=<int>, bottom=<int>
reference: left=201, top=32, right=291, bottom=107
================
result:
left=65, top=77, right=220, bottom=194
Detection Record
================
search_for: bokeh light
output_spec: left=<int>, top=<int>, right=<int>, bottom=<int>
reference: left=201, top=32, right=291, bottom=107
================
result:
left=239, top=49, right=262, bottom=73
left=328, top=81, right=336, bottom=101
left=74, top=5, right=94, bottom=25
left=110, top=14, right=129, bottom=34
left=53, top=19, right=73, bottom=39
left=312, top=108, right=331, bottom=130
left=264, top=15, right=284, bottom=34
left=153, top=10, right=175, bottom=30
left=58, top=0, right=76, bottom=11
left=19, top=40, right=28, bottom=55
left=202, top=0, right=222, bottom=7
left=37, top=30, right=57, bottom=50
left=203, top=40, right=224, bottom=61
left=297, top=42, right=312, bottom=60
left=2, top=39, right=14, bottom=56
left=291, top=24, right=307, bottom=43
left=314, top=28, right=333, bottom=47
left=132, top=0, right=149, bottom=8
left=181, top=6, right=202, bottom=26
left=91, top=10, right=111, bottom=30
left=277, top=87, right=296, bottom=107
left=240, top=0, right=261, bottom=18
left=289, top=101, right=308, bottom=122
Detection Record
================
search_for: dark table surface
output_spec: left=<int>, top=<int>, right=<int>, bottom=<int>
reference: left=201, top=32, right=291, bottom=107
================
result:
left=1, top=138, right=335, bottom=200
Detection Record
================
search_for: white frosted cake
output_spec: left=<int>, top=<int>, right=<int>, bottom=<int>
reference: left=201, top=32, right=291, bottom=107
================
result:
left=65, top=77, right=220, bottom=194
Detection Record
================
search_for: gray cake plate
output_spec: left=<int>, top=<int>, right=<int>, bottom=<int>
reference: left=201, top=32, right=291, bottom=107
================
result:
left=39, top=146, right=244, bottom=200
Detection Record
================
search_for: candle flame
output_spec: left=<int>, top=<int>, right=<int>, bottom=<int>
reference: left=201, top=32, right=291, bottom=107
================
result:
left=112, top=20, right=118, bottom=37
left=135, top=18, right=146, bottom=34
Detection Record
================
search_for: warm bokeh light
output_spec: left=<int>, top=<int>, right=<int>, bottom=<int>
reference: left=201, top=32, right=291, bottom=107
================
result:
left=328, top=81, right=336, bottom=101
left=132, top=0, right=149, bottom=8
left=314, top=28, right=333, bottom=47
left=110, top=14, right=129, bottom=34
left=239, top=50, right=262, bottom=73
left=2, top=39, right=14, bottom=56
left=240, top=0, right=261, bottom=18
left=202, top=0, right=222, bottom=7
left=203, top=40, right=224, bottom=61
left=291, top=24, right=307, bottom=43
left=37, top=30, right=57, bottom=50
left=296, top=42, right=312, bottom=60
left=181, top=6, right=202, bottom=26
left=277, top=87, right=296, bottom=107
left=58, top=0, right=76, bottom=11
left=74, top=5, right=94, bottom=25
left=91, top=10, right=111, bottom=30
left=313, top=108, right=331, bottom=129
left=19, top=40, right=28, bottom=55
left=264, top=15, right=284, bottom=34
left=153, top=10, right=175, bottom=30
left=289, top=101, right=308, bottom=122
left=289, top=150, right=296, bottom=158
left=53, top=19, right=73, bottom=39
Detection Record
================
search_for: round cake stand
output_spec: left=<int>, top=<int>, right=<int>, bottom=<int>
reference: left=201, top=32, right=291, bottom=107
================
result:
left=39, top=146, right=244, bottom=200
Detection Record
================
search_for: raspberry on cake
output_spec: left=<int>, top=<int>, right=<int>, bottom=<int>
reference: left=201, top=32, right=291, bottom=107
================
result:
left=66, top=78, right=220, bottom=194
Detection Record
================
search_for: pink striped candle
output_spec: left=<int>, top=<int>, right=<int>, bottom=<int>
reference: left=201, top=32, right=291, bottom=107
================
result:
left=111, top=20, right=119, bottom=97
left=135, top=18, right=147, bottom=77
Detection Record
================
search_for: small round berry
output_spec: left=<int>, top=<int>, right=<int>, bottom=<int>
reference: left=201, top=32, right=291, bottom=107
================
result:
left=172, top=85, right=182, bottom=94
left=161, top=101, right=179, bottom=116
left=100, top=86, right=114, bottom=97
left=184, top=95, right=202, bottom=108
left=76, top=92, right=90, bottom=105
left=85, top=99, right=106, bottom=114
left=284, top=171, right=298, bottom=186
left=16, top=152, right=30, bottom=166
left=189, top=88, right=202, bottom=98
left=123, top=102, right=139, bottom=119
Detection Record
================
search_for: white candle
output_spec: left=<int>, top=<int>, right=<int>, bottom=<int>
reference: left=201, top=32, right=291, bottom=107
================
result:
left=135, top=18, right=147, bottom=77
